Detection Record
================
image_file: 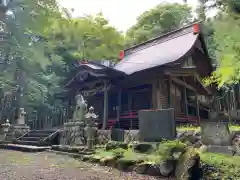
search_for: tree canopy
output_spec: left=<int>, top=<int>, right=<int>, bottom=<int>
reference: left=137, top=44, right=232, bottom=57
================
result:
left=125, top=3, right=193, bottom=47
left=2, top=0, right=240, bottom=125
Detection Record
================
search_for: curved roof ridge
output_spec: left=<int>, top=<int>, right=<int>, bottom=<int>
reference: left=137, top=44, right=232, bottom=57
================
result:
left=124, top=21, right=202, bottom=54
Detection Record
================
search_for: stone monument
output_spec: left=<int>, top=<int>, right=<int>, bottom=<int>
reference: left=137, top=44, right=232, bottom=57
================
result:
left=138, top=108, right=176, bottom=142
left=200, top=111, right=233, bottom=154
left=60, top=94, right=88, bottom=146
left=84, top=106, right=98, bottom=149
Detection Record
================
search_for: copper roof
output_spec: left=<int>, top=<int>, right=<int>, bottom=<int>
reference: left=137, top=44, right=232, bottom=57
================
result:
left=114, top=23, right=200, bottom=75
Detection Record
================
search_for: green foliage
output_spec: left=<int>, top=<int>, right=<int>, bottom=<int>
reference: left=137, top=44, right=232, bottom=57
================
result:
left=125, top=3, right=192, bottom=47
left=206, top=14, right=240, bottom=87
left=155, top=140, right=186, bottom=160
left=48, top=13, right=124, bottom=62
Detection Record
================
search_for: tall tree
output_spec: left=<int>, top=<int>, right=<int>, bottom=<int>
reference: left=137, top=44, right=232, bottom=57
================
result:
left=125, top=3, right=193, bottom=47
left=203, top=0, right=240, bottom=87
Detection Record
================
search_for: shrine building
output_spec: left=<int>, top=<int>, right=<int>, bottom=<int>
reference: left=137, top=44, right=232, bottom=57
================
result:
left=61, top=22, right=216, bottom=129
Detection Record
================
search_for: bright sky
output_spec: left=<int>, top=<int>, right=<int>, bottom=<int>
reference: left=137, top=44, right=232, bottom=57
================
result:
left=58, top=0, right=199, bottom=32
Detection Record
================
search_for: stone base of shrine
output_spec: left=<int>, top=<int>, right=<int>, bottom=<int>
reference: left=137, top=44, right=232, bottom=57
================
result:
left=5, top=124, right=30, bottom=142
left=60, top=121, right=86, bottom=146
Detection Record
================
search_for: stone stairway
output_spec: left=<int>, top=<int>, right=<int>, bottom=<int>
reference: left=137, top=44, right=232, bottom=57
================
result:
left=14, top=129, right=60, bottom=147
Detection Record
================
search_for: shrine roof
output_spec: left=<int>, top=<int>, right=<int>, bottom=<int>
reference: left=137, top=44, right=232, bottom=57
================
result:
left=65, top=60, right=126, bottom=88
left=114, top=22, right=209, bottom=75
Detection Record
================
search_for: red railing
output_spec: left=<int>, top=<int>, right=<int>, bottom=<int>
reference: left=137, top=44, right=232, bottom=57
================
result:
left=105, top=111, right=199, bottom=129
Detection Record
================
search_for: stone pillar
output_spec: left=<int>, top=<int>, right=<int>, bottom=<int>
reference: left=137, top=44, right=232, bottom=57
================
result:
left=102, top=80, right=109, bottom=129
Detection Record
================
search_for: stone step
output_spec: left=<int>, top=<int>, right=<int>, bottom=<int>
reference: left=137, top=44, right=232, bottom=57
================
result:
left=15, top=140, right=41, bottom=146
left=24, top=133, right=49, bottom=138
left=31, top=130, right=56, bottom=134
left=21, top=136, right=42, bottom=142
left=0, top=143, right=51, bottom=152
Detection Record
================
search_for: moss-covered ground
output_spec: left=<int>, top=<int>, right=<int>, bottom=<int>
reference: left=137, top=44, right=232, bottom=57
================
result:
left=91, top=140, right=240, bottom=179
left=177, top=124, right=240, bottom=132
left=201, top=152, right=240, bottom=179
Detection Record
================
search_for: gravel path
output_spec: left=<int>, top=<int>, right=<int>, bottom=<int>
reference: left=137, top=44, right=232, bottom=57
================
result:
left=0, top=150, right=170, bottom=180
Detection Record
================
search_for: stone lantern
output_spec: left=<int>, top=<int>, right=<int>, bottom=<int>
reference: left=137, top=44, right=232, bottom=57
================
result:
left=1, top=119, right=11, bottom=140
left=84, top=106, right=98, bottom=150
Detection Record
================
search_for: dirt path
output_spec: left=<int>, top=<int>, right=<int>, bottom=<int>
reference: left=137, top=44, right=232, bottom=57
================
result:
left=0, top=149, right=170, bottom=180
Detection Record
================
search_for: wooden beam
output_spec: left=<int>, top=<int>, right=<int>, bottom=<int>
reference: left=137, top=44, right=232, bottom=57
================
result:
left=171, top=77, right=197, bottom=92
left=194, top=72, right=212, bottom=95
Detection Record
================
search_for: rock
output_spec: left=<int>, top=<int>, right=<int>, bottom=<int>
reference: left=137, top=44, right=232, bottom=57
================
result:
left=199, top=145, right=207, bottom=153
left=232, top=136, right=240, bottom=155
left=193, top=141, right=202, bottom=148
left=82, top=155, right=91, bottom=161
left=145, top=165, right=160, bottom=176
left=134, top=163, right=149, bottom=174
left=159, top=160, right=176, bottom=177
left=89, top=155, right=101, bottom=163
left=132, top=143, right=153, bottom=153
left=99, top=156, right=117, bottom=166
left=117, top=158, right=143, bottom=171
left=177, top=131, right=186, bottom=139
left=105, top=141, right=128, bottom=151
left=175, top=147, right=200, bottom=180
left=193, top=131, right=201, bottom=137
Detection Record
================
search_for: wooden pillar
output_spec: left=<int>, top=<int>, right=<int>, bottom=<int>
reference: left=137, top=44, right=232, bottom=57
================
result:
left=184, top=87, right=188, bottom=117
left=102, top=80, right=109, bottom=129
left=156, top=80, right=161, bottom=108
left=128, top=93, right=132, bottom=112
left=117, top=89, right=122, bottom=122
left=195, top=93, right=200, bottom=123
left=169, top=76, right=173, bottom=108
left=152, top=80, right=157, bottom=108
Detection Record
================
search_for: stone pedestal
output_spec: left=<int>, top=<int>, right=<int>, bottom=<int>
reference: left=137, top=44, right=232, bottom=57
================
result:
left=60, top=121, right=86, bottom=146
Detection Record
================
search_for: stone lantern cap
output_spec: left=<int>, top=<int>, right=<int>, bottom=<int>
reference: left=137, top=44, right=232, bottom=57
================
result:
left=2, top=119, right=10, bottom=127
left=85, top=106, right=98, bottom=119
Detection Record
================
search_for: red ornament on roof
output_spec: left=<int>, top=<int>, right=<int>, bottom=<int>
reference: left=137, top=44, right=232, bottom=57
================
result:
left=193, top=23, right=200, bottom=34
left=119, top=51, right=124, bottom=60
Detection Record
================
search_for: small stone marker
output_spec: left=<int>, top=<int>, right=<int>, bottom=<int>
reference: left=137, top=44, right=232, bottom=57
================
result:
left=200, top=112, right=233, bottom=154
left=138, top=108, right=176, bottom=141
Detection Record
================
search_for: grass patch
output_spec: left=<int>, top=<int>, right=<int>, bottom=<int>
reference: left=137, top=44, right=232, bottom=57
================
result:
left=200, top=152, right=240, bottom=179
left=177, top=125, right=240, bottom=132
